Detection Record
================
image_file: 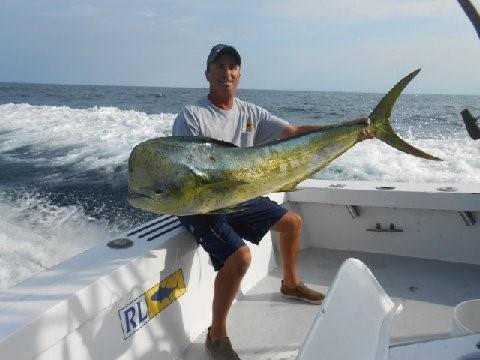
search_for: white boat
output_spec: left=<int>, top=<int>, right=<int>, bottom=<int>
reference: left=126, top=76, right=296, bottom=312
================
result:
left=1, top=180, right=479, bottom=359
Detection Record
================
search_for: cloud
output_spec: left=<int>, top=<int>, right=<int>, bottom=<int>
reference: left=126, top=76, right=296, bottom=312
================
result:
left=259, top=0, right=458, bottom=23
left=138, top=9, right=158, bottom=18
left=42, top=2, right=99, bottom=18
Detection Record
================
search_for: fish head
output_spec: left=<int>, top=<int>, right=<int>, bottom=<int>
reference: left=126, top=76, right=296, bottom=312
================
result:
left=127, top=138, right=200, bottom=214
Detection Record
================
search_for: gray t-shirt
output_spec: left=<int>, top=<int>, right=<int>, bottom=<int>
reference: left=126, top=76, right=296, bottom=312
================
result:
left=172, top=96, right=289, bottom=147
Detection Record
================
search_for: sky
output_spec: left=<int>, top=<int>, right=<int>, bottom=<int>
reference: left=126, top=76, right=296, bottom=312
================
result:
left=1, top=0, right=479, bottom=94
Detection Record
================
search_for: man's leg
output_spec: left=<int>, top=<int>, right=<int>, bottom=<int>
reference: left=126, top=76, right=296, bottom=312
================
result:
left=210, top=245, right=251, bottom=341
left=271, top=211, right=302, bottom=288
left=272, top=210, right=324, bottom=304
left=178, top=215, right=250, bottom=342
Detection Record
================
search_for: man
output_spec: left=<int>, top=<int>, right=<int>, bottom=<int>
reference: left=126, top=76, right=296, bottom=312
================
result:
left=172, top=44, right=371, bottom=359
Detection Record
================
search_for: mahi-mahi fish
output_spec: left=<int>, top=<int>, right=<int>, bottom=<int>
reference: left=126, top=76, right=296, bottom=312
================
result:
left=128, top=69, right=441, bottom=215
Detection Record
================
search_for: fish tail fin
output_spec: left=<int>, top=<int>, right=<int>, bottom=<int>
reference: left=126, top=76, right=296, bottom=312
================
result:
left=369, top=69, right=441, bottom=161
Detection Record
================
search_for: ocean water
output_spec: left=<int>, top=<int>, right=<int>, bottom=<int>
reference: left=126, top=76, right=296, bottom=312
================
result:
left=1, top=82, right=479, bottom=291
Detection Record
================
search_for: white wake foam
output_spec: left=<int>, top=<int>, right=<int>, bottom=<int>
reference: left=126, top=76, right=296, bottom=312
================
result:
left=0, top=103, right=176, bottom=172
left=0, top=189, right=119, bottom=291
left=316, top=137, right=480, bottom=183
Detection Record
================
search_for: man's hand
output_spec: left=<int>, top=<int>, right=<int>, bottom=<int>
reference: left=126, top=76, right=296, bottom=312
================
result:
left=356, top=117, right=374, bottom=142
left=357, top=128, right=375, bottom=142
left=353, top=117, right=371, bottom=126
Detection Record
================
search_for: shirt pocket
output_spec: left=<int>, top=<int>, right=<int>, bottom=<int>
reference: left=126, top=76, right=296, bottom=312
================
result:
left=240, top=132, right=254, bottom=147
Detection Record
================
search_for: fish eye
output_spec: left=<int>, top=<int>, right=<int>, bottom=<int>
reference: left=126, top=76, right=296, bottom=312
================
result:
left=154, top=189, right=164, bottom=195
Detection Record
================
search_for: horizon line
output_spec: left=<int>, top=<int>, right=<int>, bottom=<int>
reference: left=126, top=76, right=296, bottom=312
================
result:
left=0, top=80, right=479, bottom=97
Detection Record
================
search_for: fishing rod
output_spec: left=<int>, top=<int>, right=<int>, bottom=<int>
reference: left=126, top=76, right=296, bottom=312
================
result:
left=461, top=109, right=480, bottom=139
left=458, top=0, right=480, bottom=38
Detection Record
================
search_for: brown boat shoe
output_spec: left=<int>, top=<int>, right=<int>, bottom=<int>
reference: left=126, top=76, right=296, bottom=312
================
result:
left=280, top=281, right=325, bottom=304
left=205, top=327, right=241, bottom=360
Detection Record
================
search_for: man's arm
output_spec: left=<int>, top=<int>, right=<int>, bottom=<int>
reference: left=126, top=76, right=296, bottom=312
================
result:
left=172, top=109, right=200, bottom=137
left=279, top=117, right=372, bottom=140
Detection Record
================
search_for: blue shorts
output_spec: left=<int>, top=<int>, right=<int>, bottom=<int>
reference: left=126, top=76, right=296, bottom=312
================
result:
left=178, top=197, right=288, bottom=271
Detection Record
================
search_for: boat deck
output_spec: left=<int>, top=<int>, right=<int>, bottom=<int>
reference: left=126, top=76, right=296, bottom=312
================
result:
left=179, top=247, right=480, bottom=360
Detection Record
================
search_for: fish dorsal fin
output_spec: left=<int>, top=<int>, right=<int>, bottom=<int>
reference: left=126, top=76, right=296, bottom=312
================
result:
left=207, top=138, right=239, bottom=148
left=174, top=136, right=238, bottom=148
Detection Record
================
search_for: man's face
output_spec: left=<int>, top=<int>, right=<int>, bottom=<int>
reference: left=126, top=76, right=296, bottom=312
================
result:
left=205, top=53, right=241, bottom=98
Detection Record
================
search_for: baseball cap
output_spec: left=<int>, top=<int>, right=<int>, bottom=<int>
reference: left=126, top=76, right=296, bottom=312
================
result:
left=206, top=44, right=241, bottom=69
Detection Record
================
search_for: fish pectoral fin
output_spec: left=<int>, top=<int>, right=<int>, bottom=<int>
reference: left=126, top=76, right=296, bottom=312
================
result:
left=188, top=166, right=210, bottom=182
